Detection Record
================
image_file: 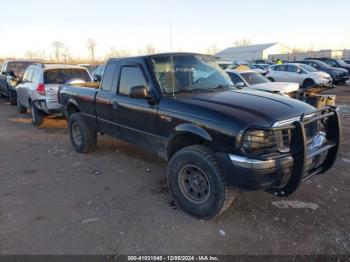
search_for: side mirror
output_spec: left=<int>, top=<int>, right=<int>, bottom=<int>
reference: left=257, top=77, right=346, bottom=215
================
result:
left=130, top=85, right=150, bottom=99
left=235, top=82, right=246, bottom=88
left=93, top=75, right=101, bottom=82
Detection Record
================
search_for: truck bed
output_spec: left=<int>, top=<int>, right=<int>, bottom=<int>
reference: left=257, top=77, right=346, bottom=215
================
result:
left=58, top=82, right=99, bottom=119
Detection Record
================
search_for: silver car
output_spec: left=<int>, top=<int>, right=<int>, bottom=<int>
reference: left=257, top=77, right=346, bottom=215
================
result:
left=16, top=63, right=92, bottom=126
left=265, top=63, right=333, bottom=89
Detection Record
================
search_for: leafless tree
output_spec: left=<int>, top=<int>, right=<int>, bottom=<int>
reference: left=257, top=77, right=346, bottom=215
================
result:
left=87, top=38, right=97, bottom=63
left=206, top=44, right=219, bottom=55
left=233, top=38, right=252, bottom=47
left=25, top=50, right=36, bottom=59
left=51, top=41, right=65, bottom=62
left=105, top=47, right=131, bottom=59
left=145, top=44, right=157, bottom=55
left=61, top=46, right=71, bottom=62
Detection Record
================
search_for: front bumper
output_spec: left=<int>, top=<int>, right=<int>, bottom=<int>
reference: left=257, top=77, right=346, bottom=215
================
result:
left=218, top=107, right=340, bottom=196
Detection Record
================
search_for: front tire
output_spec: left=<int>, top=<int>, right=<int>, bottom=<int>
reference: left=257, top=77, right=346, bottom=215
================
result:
left=303, top=78, right=315, bottom=89
left=69, top=113, right=97, bottom=153
left=16, top=97, right=27, bottom=113
left=167, top=145, right=238, bottom=219
left=31, top=103, right=44, bottom=126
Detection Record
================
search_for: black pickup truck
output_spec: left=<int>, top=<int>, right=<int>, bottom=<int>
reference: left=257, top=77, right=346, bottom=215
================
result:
left=59, top=53, right=341, bottom=219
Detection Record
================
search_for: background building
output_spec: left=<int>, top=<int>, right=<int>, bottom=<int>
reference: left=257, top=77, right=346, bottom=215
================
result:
left=215, top=43, right=291, bottom=62
left=343, top=49, right=350, bottom=59
left=269, top=49, right=344, bottom=62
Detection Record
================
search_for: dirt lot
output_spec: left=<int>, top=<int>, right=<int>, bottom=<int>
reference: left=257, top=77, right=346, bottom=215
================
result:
left=0, top=84, right=349, bottom=255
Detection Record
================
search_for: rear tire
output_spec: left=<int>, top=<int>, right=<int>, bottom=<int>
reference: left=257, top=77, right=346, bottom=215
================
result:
left=31, top=103, right=44, bottom=126
left=167, top=145, right=238, bottom=219
left=69, top=113, right=97, bottom=153
left=16, top=97, right=27, bottom=113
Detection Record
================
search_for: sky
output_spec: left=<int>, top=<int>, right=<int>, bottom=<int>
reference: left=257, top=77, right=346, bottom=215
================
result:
left=0, top=0, right=349, bottom=59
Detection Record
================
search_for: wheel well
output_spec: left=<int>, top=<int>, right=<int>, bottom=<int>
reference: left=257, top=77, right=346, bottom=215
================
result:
left=303, top=78, right=314, bottom=84
left=167, top=133, right=209, bottom=160
left=67, top=103, right=80, bottom=118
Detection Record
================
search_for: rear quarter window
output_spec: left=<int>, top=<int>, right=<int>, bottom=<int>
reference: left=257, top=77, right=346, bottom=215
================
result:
left=44, top=68, right=91, bottom=84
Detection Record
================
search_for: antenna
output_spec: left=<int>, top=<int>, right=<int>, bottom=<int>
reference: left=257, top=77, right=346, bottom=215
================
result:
left=169, top=21, right=173, bottom=52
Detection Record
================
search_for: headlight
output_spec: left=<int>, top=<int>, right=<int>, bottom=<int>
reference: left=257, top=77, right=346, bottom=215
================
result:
left=242, top=129, right=291, bottom=155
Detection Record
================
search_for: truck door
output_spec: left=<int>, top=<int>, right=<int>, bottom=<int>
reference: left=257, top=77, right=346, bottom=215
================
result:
left=95, top=61, right=120, bottom=136
left=111, top=63, right=160, bottom=151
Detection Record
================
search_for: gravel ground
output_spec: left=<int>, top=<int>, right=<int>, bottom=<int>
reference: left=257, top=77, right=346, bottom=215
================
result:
left=0, top=84, right=349, bottom=255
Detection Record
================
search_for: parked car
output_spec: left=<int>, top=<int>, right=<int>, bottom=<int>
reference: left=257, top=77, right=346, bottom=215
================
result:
left=306, top=58, right=350, bottom=74
left=298, top=60, right=349, bottom=83
left=0, top=60, right=39, bottom=105
left=59, top=53, right=340, bottom=219
left=248, top=64, right=268, bottom=75
left=344, top=59, right=350, bottom=65
left=266, top=63, right=332, bottom=88
left=91, top=64, right=105, bottom=82
left=16, top=63, right=92, bottom=126
left=225, top=69, right=299, bottom=96
left=217, top=60, right=237, bottom=70
left=252, top=64, right=270, bottom=70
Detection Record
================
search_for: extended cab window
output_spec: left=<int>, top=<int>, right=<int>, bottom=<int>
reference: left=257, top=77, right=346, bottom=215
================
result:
left=44, top=69, right=91, bottom=84
left=118, top=66, right=147, bottom=96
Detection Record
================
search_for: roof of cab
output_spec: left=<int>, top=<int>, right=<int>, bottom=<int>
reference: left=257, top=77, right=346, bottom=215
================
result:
left=29, top=63, right=88, bottom=70
left=107, top=52, right=209, bottom=63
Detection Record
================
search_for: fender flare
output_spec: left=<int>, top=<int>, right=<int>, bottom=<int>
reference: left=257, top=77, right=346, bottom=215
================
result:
left=173, top=123, right=212, bottom=141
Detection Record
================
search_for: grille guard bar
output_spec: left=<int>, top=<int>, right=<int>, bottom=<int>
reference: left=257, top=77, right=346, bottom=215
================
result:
left=239, top=106, right=341, bottom=197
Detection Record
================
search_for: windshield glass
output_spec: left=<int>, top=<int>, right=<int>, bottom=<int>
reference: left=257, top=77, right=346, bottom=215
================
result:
left=7, top=61, right=34, bottom=77
left=151, top=54, right=233, bottom=94
left=241, top=72, right=270, bottom=85
left=323, top=59, right=338, bottom=67
left=336, top=59, right=348, bottom=66
left=44, top=69, right=91, bottom=84
left=299, top=64, right=318, bottom=72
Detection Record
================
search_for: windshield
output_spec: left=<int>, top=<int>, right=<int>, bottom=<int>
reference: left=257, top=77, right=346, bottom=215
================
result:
left=7, top=61, right=34, bottom=77
left=44, top=69, right=91, bottom=84
left=336, top=59, right=348, bottom=66
left=299, top=64, right=318, bottom=72
left=241, top=72, right=270, bottom=85
left=151, top=54, right=233, bottom=94
left=323, top=59, right=338, bottom=67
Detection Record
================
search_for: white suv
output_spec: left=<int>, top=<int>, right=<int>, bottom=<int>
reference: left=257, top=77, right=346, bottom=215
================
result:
left=16, top=63, right=92, bottom=126
left=265, top=63, right=332, bottom=88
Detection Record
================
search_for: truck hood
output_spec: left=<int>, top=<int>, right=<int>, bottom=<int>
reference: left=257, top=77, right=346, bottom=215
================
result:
left=249, top=82, right=299, bottom=93
left=175, top=89, right=315, bottom=129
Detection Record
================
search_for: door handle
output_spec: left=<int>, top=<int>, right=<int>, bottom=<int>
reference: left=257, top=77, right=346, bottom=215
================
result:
left=112, top=101, right=119, bottom=109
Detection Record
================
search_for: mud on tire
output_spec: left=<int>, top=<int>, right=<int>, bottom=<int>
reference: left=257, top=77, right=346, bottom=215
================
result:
left=167, top=145, right=238, bottom=219
left=69, top=113, right=97, bottom=153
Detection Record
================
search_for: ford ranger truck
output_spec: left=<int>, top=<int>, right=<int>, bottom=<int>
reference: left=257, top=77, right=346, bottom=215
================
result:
left=58, top=53, right=341, bottom=219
